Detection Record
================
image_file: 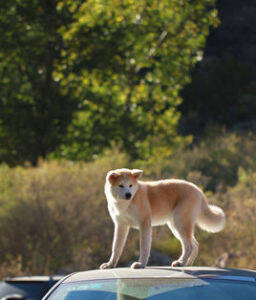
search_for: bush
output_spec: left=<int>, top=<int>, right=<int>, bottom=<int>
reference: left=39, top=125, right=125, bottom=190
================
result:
left=195, top=168, right=256, bottom=268
left=140, top=131, right=256, bottom=192
left=0, top=151, right=140, bottom=276
left=1, top=131, right=256, bottom=276
left=138, top=131, right=256, bottom=268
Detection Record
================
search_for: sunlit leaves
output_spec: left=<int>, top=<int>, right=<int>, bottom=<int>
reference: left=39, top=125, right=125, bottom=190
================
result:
left=0, top=0, right=218, bottom=164
left=53, top=0, right=218, bottom=160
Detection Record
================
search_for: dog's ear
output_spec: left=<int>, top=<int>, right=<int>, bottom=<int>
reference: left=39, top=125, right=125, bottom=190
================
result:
left=131, top=169, right=143, bottom=179
left=107, top=171, right=120, bottom=183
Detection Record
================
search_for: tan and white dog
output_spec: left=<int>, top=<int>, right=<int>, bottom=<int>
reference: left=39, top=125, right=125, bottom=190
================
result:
left=100, top=168, right=225, bottom=269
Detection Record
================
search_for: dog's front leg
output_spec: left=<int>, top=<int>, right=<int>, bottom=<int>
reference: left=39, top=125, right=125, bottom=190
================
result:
left=100, top=222, right=129, bottom=269
left=131, top=218, right=152, bottom=269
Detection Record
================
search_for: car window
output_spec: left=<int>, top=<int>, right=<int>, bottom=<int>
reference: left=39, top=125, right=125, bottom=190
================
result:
left=46, top=278, right=256, bottom=300
left=150, top=281, right=256, bottom=300
left=0, top=281, right=57, bottom=299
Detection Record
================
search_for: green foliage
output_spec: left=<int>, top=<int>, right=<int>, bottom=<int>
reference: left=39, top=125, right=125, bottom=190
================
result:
left=54, top=0, right=218, bottom=161
left=197, top=168, right=256, bottom=267
left=0, top=151, right=133, bottom=275
left=0, top=0, right=218, bottom=165
left=140, top=131, right=256, bottom=268
left=1, top=131, right=256, bottom=275
left=140, top=131, right=256, bottom=192
left=0, top=0, right=77, bottom=166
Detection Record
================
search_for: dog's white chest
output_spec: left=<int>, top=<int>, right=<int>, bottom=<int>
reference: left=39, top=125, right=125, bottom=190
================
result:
left=109, top=203, right=140, bottom=228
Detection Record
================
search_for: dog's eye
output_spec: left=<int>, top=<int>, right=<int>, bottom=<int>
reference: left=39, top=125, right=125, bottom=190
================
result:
left=129, top=184, right=132, bottom=188
left=119, top=184, right=124, bottom=188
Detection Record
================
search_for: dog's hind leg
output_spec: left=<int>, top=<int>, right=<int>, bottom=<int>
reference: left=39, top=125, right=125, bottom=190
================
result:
left=167, top=205, right=198, bottom=267
left=187, top=236, right=199, bottom=266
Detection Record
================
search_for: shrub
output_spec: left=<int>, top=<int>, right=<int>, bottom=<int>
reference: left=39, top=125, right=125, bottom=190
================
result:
left=138, top=131, right=256, bottom=268
left=195, top=168, right=256, bottom=268
left=140, top=131, right=256, bottom=192
left=1, top=131, right=256, bottom=276
left=0, top=151, right=139, bottom=275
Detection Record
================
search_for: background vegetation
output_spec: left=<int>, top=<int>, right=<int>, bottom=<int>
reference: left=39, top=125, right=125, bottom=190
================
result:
left=0, top=132, right=256, bottom=278
left=0, top=0, right=256, bottom=278
left=0, top=0, right=217, bottom=165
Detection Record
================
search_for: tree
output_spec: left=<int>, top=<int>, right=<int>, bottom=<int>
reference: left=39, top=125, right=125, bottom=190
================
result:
left=0, top=0, right=77, bottom=166
left=53, top=0, right=218, bottom=161
left=0, top=0, right=218, bottom=165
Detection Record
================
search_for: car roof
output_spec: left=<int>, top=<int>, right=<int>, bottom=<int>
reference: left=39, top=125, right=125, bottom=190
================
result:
left=63, top=266, right=256, bottom=284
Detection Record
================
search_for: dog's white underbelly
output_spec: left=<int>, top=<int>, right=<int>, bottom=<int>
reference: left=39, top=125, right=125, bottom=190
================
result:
left=113, top=212, right=170, bottom=229
left=128, top=216, right=169, bottom=229
left=151, top=215, right=170, bottom=227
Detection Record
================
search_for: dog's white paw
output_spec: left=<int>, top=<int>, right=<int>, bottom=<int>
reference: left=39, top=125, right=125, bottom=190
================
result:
left=171, top=260, right=185, bottom=267
left=131, top=262, right=145, bottom=269
left=100, top=262, right=114, bottom=269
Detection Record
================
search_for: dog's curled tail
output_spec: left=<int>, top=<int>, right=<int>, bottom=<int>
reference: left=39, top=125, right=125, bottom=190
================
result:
left=197, top=196, right=226, bottom=233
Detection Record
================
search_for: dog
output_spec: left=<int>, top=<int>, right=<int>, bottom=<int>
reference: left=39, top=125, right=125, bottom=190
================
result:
left=100, top=168, right=225, bottom=269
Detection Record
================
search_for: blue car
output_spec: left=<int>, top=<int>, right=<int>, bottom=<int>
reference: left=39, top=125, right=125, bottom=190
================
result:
left=43, top=266, right=256, bottom=300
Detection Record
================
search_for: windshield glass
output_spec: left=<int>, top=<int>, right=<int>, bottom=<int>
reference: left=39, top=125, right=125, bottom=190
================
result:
left=47, top=278, right=256, bottom=300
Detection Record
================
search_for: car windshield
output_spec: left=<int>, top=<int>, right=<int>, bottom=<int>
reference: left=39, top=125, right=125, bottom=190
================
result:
left=47, top=277, right=256, bottom=300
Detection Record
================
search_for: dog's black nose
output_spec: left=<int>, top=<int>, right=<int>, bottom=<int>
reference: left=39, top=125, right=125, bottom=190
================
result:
left=125, top=192, right=132, bottom=199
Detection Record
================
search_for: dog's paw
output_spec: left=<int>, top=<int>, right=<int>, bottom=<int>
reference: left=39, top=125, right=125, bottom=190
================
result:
left=100, top=262, right=114, bottom=269
left=171, top=260, right=184, bottom=267
left=131, top=262, right=145, bottom=269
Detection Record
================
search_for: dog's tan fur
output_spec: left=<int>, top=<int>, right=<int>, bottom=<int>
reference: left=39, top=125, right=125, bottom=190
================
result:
left=100, top=168, right=225, bottom=269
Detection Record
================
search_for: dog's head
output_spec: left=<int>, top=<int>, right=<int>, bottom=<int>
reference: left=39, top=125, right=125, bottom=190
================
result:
left=106, top=168, right=143, bottom=201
